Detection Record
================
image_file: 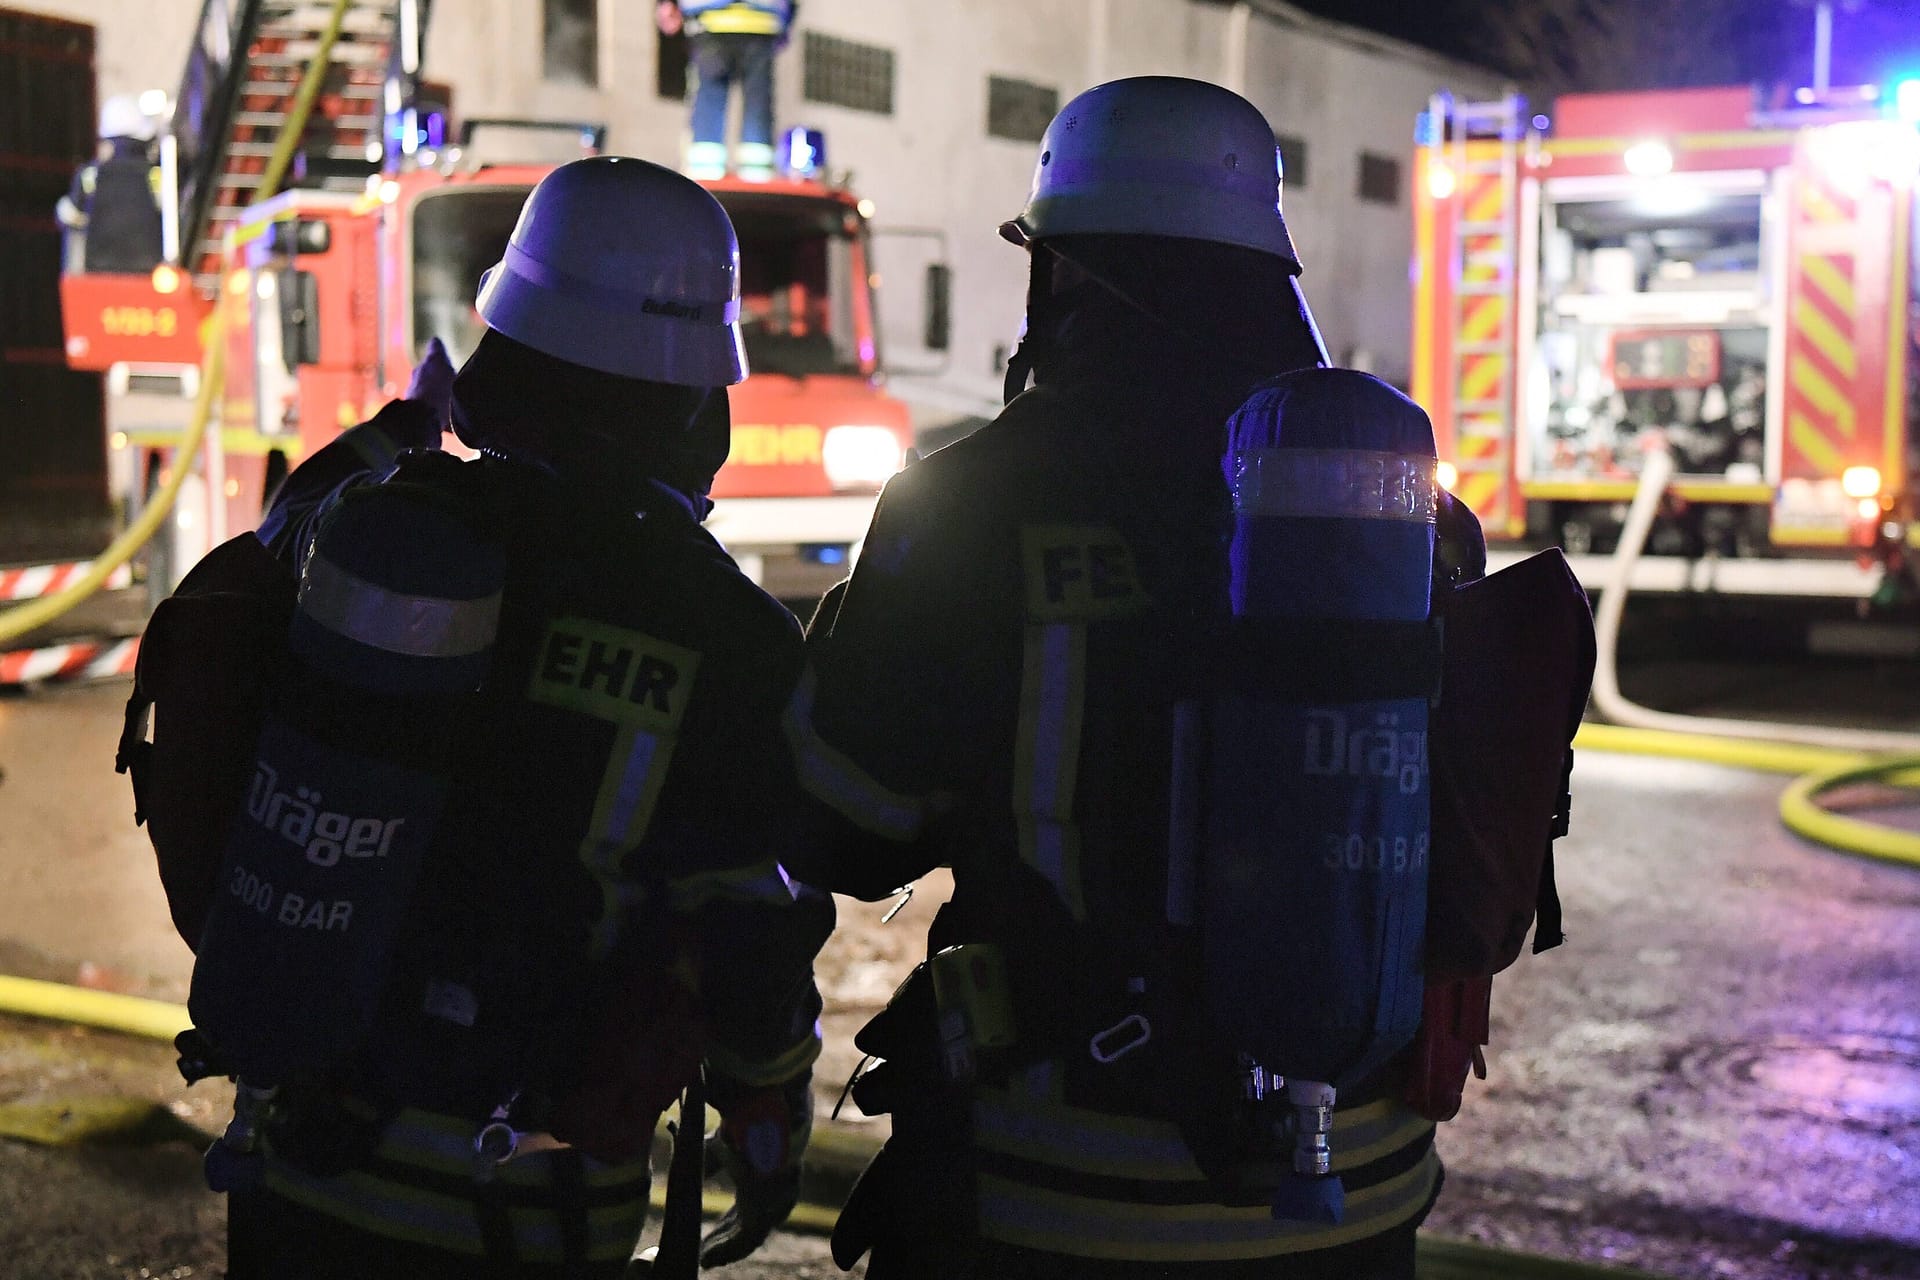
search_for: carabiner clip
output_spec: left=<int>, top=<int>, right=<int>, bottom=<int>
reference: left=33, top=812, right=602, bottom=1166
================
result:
left=1089, top=1013, right=1152, bottom=1064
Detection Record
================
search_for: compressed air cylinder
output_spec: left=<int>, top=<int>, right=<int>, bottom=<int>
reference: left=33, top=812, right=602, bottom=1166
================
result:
left=188, top=484, right=504, bottom=1087
left=1200, top=368, right=1436, bottom=1091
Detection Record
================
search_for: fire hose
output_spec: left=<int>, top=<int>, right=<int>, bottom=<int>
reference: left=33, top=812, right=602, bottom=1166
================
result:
left=1576, top=446, right=1920, bottom=869
left=0, top=0, right=353, bottom=648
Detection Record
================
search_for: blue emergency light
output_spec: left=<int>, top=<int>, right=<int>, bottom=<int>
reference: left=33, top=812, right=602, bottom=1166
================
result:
left=784, top=126, right=825, bottom=178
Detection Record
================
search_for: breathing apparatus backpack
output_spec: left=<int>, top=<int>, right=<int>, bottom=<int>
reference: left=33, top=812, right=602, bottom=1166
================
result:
left=186, top=460, right=509, bottom=1102
left=118, top=533, right=296, bottom=951
left=1189, top=367, right=1439, bottom=1224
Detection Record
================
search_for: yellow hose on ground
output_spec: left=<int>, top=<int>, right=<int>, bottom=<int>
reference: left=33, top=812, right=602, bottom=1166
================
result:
left=1581, top=446, right=1920, bottom=869
left=0, top=974, right=188, bottom=1042
left=0, top=0, right=353, bottom=647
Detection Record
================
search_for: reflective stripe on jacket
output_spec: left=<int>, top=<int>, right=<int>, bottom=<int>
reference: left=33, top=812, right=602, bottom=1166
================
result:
left=261, top=1107, right=650, bottom=1263
left=971, top=1080, right=1439, bottom=1261
left=682, top=0, right=790, bottom=36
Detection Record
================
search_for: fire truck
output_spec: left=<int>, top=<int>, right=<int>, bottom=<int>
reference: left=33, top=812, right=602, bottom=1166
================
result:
left=1412, top=85, right=1919, bottom=608
left=56, top=0, right=913, bottom=616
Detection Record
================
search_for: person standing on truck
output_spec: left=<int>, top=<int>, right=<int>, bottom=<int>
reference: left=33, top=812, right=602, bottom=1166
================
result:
left=782, top=78, right=1444, bottom=1278
left=656, top=0, right=795, bottom=181
left=197, top=156, right=829, bottom=1278
left=55, top=93, right=164, bottom=274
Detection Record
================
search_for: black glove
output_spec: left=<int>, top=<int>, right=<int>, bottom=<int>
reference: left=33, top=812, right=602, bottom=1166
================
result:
left=699, top=1075, right=814, bottom=1268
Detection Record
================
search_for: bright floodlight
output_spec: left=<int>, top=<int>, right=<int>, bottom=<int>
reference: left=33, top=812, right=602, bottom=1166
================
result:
left=1426, top=161, right=1457, bottom=200
left=1841, top=465, right=1882, bottom=499
left=1624, top=140, right=1674, bottom=177
left=1897, top=79, right=1920, bottom=125
left=822, top=426, right=904, bottom=491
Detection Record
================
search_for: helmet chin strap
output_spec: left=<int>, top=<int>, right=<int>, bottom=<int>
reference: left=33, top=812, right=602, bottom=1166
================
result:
left=1002, top=247, right=1056, bottom=405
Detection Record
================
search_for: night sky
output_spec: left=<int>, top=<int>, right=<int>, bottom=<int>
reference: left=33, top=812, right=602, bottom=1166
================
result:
left=1283, top=0, right=1920, bottom=95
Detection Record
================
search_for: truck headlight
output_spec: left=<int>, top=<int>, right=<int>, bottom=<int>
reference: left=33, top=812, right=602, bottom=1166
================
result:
left=822, top=425, right=905, bottom=491
left=1842, top=465, right=1882, bottom=499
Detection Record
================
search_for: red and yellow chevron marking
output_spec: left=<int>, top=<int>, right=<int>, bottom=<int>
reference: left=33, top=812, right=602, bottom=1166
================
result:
left=1460, top=294, right=1506, bottom=346
left=1782, top=164, right=1862, bottom=485
left=1462, top=171, right=1504, bottom=227
left=1458, top=350, right=1506, bottom=404
left=1450, top=427, right=1509, bottom=524
left=1456, top=432, right=1505, bottom=463
left=1451, top=471, right=1504, bottom=519
left=1461, top=232, right=1505, bottom=287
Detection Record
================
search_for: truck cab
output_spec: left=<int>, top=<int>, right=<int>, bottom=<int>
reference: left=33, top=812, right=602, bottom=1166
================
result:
left=92, top=154, right=911, bottom=601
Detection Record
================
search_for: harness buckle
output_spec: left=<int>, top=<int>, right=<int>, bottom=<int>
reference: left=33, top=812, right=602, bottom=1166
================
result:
left=1088, top=1013, right=1152, bottom=1064
left=471, top=1121, right=519, bottom=1181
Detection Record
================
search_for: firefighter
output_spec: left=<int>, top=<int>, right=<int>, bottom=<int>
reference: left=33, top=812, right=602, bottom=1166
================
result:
left=656, top=0, right=794, bottom=180
left=220, top=156, right=831, bottom=1278
left=786, top=78, right=1441, bottom=1277
left=56, top=93, right=164, bottom=274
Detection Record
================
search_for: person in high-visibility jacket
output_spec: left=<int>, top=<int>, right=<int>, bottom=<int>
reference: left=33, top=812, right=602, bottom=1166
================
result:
left=785, top=78, right=1443, bottom=1278
left=657, top=0, right=795, bottom=180
left=220, top=156, right=831, bottom=1279
left=56, top=94, right=163, bottom=274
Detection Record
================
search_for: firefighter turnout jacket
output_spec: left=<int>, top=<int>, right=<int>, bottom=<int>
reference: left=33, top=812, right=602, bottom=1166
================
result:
left=789, top=368, right=1442, bottom=1265
left=240, top=401, right=830, bottom=1267
left=679, top=0, right=792, bottom=37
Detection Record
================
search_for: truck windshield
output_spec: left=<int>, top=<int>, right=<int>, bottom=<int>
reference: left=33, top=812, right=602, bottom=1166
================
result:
left=412, top=186, right=872, bottom=378
left=715, top=191, right=870, bottom=378
left=411, top=187, right=527, bottom=368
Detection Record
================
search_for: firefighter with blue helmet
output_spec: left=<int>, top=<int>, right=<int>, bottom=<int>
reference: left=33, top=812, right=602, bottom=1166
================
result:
left=785, top=78, right=1444, bottom=1278
left=211, top=155, right=831, bottom=1278
left=657, top=0, right=795, bottom=180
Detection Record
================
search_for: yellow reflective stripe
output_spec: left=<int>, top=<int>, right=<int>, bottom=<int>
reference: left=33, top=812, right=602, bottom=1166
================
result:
left=974, top=1090, right=1200, bottom=1181
left=783, top=667, right=930, bottom=840
left=299, top=553, right=502, bottom=658
left=368, top=1108, right=653, bottom=1187
left=691, top=9, right=783, bottom=34
left=976, top=1154, right=1440, bottom=1262
left=706, top=1026, right=824, bottom=1088
left=264, top=1121, right=651, bottom=1261
left=265, top=1162, right=488, bottom=1255
left=972, top=1086, right=1431, bottom=1183
left=577, top=723, right=677, bottom=954
left=586, top=726, right=675, bottom=874
left=1013, top=622, right=1087, bottom=918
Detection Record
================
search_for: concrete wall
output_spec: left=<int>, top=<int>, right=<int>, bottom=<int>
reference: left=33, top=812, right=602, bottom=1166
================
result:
left=26, top=0, right=1503, bottom=423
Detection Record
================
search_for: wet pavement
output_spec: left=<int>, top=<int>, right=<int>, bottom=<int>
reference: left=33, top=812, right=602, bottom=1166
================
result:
left=1, top=677, right=1918, bottom=1277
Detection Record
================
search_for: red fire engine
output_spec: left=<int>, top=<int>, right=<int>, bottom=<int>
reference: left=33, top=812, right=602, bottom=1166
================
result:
left=1412, top=85, right=1919, bottom=606
left=57, top=0, right=914, bottom=609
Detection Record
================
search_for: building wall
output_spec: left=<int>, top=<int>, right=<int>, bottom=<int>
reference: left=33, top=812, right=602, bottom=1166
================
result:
left=26, top=0, right=1503, bottom=423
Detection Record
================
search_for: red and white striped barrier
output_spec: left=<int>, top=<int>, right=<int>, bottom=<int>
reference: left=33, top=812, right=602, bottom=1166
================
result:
left=0, top=636, right=141, bottom=686
left=0, top=560, right=135, bottom=602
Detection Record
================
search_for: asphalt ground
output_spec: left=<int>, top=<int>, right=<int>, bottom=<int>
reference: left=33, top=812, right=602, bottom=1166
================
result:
left=2, top=620, right=1919, bottom=1278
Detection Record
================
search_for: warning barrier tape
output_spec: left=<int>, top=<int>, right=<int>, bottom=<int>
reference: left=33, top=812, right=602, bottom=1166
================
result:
left=0, top=635, right=140, bottom=686
left=0, top=561, right=133, bottom=603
